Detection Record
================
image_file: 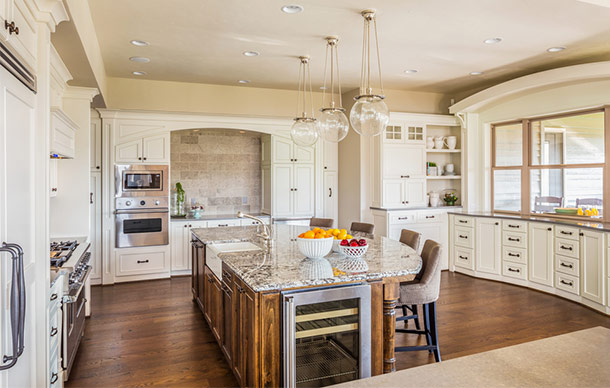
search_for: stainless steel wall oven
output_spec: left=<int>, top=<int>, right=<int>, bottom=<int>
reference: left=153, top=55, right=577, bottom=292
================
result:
left=115, top=197, right=169, bottom=248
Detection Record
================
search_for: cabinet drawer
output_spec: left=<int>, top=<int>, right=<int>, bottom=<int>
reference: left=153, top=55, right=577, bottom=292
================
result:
left=417, top=212, right=443, bottom=223
left=454, top=216, right=473, bottom=227
left=390, top=213, right=416, bottom=224
left=454, top=226, right=473, bottom=249
left=555, top=238, right=579, bottom=259
left=222, top=263, right=234, bottom=287
left=117, top=251, right=168, bottom=276
left=555, top=255, right=579, bottom=277
left=502, top=262, right=527, bottom=280
left=556, top=273, right=579, bottom=295
left=554, top=226, right=579, bottom=241
left=502, top=232, right=527, bottom=248
left=454, top=247, right=474, bottom=270
left=502, top=246, right=527, bottom=264
left=502, top=220, right=527, bottom=232
left=208, top=219, right=241, bottom=228
left=241, top=217, right=270, bottom=226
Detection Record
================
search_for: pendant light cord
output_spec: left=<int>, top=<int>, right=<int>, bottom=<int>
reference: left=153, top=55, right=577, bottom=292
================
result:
left=374, top=18, right=384, bottom=96
left=336, top=43, right=343, bottom=107
left=322, top=44, right=329, bottom=109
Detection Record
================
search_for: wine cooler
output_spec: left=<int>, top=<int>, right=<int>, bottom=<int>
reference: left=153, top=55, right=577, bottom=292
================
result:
left=282, top=284, right=371, bottom=387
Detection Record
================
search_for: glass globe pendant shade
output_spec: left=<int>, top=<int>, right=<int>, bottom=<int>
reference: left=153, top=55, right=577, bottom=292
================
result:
left=318, top=109, right=349, bottom=142
left=349, top=95, right=389, bottom=137
left=291, top=118, right=319, bottom=147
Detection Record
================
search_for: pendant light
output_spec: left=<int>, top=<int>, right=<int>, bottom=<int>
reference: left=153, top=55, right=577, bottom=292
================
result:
left=350, top=9, right=389, bottom=137
left=291, top=56, right=319, bottom=147
left=318, top=36, right=349, bottom=143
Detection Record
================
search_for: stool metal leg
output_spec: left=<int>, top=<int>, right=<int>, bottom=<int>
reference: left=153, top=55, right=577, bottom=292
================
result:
left=423, top=303, right=432, bottom=353
left=402, top=305, right=409, bottom=327
left=429, top=301, right=441, bottom=362
left=412, top=304, right=420, bottom=330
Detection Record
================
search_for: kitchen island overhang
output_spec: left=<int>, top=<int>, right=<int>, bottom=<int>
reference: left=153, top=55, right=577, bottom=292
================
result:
left=190, top=224, right=422, bottom=387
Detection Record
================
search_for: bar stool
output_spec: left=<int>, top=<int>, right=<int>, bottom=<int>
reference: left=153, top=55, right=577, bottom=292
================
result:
left=395, top=239, right=442, bottom=362
left=350, top=222, right=375, bottom=234
left=309, top=217, right=334, bottom=228
left=398, top=229, right=422, bottom=329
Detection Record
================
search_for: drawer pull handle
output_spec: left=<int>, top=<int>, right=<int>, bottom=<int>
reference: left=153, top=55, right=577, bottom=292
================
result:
left=458, top=220, right=467, bottom=224
left=547, top=228, right=552, bottom=231
left=398, top=217, right=409, bottom=220
left=458, top=255, right=468, bottom=260
left=50, top=327, right=58, bottom=337
left=218, top=224, right=229, bottom=227
left=507, top=267, right=520, bottom=273
left=507, top=237, right=520, bottom=242
left=560, top=231, right=573, bottom=235
left=223, top=271, right=232, bottom=281
left=50, top=373, right=58, bottom=384
left=426, top=216, right=435, bottom=219
left=137, top=259, right=149, bottom=264
left=400, top=175, right=410, bottom=179
left=560, top=245, right=572, bottom=251
left=560, top=263, right=573, bottom=269
left=508, top=253, right=520, bottom=257
left=508, top=224, right=519, bottom=228
left=459, top=235, right=468, bottom=239
left=50, top=293, right=58, bottom=301
left=560, top=280, right=574, bottom=286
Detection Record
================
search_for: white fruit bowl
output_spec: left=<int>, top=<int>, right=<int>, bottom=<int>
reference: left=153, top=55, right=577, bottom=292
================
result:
left=297, top=237, right=334, bottom=259
left=339, top=244, right=369, bottom=258
left=332, top=239, right=342, bottom=253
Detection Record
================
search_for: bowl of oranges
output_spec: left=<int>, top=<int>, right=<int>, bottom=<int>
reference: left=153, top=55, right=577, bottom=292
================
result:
left=297, top=228, right=334, bottom=259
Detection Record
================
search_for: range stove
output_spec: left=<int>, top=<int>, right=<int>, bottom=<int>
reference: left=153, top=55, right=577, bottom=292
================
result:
left=50, top=240, right=79, bottom=268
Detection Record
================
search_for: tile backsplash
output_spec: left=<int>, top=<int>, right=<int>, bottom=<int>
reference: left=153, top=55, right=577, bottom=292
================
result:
left=170, top=128, right=262, bottom=215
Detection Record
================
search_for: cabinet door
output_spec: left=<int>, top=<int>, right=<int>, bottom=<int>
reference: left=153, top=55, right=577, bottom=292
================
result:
left=528, top=223, right=553, bottom=287
left=273, top=164, right=292, bottom=216
left=474, top=218, right=501, bottom=275
left=580, top=230, right=605, bottom=304
left=191, top=242, right=199, bottom=300
left=90, top=118, right=102, bottom=171
left=409, top=222, right=448, bottom=269
left=90, top=173, right=102, bottom=283
left=170, top=222, right=188, bottom=272
left=49, top=159, right=58, bottom=197
left=383, top=144, right=425, bottom=178
left=272, top=136, right=293, bottom=163
left=115, top=139, right=142, bottom=163
left=323, top=140, right=338, bottom=171
left=222, top=283, right=233, bottom=364
left=142, top=133, right=169, bottom=162
left=242, top=286, right=257, bottom=388
left=197, top=245, right=205, bottom=306
left=6, top=0, right=38, bottom=70
left=294, top=145, right=315, bottom=164
left=0, top=0, right=9, bottom=41
left=262, top=166, right=271, bottom=214
left=232, top=280, right=244, bottom=386
left=383, top=124, right=405, bottom=144
left=212, top=275, right=223, bottom=343
left=382, top=179, right=405, bottom=208
left=323, top=171, right=338, bottom=225
left=404, top=179, right=426, bottom=207
left=293, top=164, right=314, bottom=217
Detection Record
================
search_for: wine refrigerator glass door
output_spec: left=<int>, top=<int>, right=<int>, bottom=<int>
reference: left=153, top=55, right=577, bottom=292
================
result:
left=283, top=284, right=371, bottom=387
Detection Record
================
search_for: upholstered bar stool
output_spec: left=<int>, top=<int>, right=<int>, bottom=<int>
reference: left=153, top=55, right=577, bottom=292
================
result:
left=395, top=240, right=442, bottom=362
left=398, top=229, right=422, bottom=329
left=350, top=222, right=375, bottom=234
left=309, top=217, right=334, bottom=228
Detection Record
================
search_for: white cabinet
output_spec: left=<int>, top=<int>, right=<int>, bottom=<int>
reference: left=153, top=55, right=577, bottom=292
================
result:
left=49, top=159, right=58, bottom=197
left=0, top=0, right=38, bottom=70
left=323, top=140, right=338, bottom=171
left=580, top=230, right=605, bottom=305
left=528, top=223, right=554, bottom=287
left=323, top=171, right=338, bottom=225
left=90, top=173, right=102, bottom=284
left=115, top=246, right=170, bottom=281
left=382, top=178, right=426, bottom=208
left=383, top=145, right=426, bottom=179
left=475, top=218, right=501, bottom=275
left=90, top=116, right=102, bottom=171
left=383, top=123, right=424, bottom=144
left=272, top=163, right=314, bottom=218
left=115, top=133, right=170, bottom=163
left=171, top=221, right=195, bottom=273
left=273, top=164, right=293, bottom=217
left=50, top=108, right=78, bottom=158
left=272, top=136, right=314, bottom=164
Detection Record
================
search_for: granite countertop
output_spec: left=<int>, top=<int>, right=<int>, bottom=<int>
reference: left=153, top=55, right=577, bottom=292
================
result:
left=191, top=224, right=422, bottom=292
left=450, top=210, right=610, bottom=232
left=171, top=212, right=270, bottom=222
left=335, top=326, right=610, bottom=387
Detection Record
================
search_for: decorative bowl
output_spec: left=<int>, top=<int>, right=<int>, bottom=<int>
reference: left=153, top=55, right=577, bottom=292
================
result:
left=337, top=257, right=369, bottom=274
left=297, top=237, right=334, bottom=259
left=332, top=239, right=342, bottom=253
left=339, top=244, right=369, bottom=258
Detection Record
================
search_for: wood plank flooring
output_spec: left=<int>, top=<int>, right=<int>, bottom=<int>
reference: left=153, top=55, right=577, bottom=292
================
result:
left=66, top=272, right=610, bottom=387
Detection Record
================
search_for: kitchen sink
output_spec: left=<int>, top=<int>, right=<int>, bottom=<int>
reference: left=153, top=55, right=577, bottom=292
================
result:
left=208, top=241, right=262, bottom=253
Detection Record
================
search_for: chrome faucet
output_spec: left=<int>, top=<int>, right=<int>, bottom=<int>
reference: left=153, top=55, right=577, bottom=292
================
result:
left=237, top=212, right=273, bottom=247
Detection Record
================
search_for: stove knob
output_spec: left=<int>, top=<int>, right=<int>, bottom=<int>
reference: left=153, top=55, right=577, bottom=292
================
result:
left=125, top=200, right=132, bottom=206
left=154, top=200, right=160, bottom=206
left=140, top=200, right=146, bottom=206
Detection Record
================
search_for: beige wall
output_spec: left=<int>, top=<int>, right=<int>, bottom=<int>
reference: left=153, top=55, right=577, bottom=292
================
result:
left=106, top=77, right=337, bottom=118
left=338, top=88, right=452, bottom=227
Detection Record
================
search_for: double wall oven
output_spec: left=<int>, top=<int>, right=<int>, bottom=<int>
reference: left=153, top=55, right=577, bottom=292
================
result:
left=115, top=165, right=169, bottom=248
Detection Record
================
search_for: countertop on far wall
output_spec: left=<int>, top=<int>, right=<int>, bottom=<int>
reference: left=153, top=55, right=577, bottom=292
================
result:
left=191, top=224, right=422, bottom=292
left=450, top=210, right=610, bottom=232
left=170, top=213, right=270, bottom=222
left=335, top=326, right=610, bottom=388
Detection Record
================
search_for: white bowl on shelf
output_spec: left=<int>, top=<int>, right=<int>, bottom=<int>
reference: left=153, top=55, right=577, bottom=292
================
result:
left=339, top=244, right=369, bottom=258
left=297, top=237, right=334, bottom=259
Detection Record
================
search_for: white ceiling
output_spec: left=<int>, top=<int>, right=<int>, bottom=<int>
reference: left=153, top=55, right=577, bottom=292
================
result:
left=87, top=0, right=610, bottom=94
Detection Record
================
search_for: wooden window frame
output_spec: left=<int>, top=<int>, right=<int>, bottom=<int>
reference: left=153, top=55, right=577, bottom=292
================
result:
left=491, top=107, right=608, bottom=223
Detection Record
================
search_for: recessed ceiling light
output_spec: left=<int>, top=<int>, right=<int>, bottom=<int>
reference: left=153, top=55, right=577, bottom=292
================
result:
left=243, top=51, right=260, bottom=57
left=132, top=71, right=147, bottom=76
left=547, top=46, right=566, bottom=53
left=130, top=40, right=149, bottom=47
left=484, top=37, right=502, bottom=44
left=404, top=69, right=418, bottom=74
left=470, top=71, right=483, bottom=76
left=281, top=4, right=304, bottom=13
left=129, top=56, right=150, bottom=63
left=238, top=80, right=250, bottom=84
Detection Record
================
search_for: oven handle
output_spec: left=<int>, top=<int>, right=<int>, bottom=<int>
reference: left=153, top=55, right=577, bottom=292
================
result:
left=63, top=266, right=92, bottom=304
left=114, top=209, right=169, bottom=215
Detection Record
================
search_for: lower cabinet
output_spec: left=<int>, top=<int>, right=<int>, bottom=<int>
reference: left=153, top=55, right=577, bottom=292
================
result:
left=580, top=230, right=606, bottom=304
left=474, top=218, right=501, bottom=275
left=204, top=266, right=223, bottom=342
left=114, top=246, right=170, bottom=282
left=528, top=223, right=554, bottom=287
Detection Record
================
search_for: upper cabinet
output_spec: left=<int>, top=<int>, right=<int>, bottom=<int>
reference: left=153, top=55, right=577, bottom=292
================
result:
left=50, top=108, right=78, bottom=159
left=0, top=0, right=38, bottom=71
left=383, top=124, right=424, bottom=144
left=272, top=136, right=314, bottom=164
left=323, top=140, right=338, bottom=172
left=90, top=114, right=102, bottom=171
left=115, top=133, right=170, bottom=164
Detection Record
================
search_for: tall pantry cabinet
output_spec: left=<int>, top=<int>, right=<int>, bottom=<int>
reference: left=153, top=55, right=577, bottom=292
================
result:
left=90, top=113, right=102, bottom=285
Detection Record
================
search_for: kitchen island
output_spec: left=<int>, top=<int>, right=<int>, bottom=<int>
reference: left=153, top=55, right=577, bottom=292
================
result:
left=190, top=224, right=422, bottom=387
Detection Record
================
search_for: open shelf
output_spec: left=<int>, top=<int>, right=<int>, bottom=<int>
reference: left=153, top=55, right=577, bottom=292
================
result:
left=426, top=149, right=461, bottom=153
left=426, top=176, right=461, bottom=180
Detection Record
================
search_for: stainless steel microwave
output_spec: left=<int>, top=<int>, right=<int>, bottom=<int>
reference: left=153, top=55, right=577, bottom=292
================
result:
left=115, top=164, right=169, bottom=198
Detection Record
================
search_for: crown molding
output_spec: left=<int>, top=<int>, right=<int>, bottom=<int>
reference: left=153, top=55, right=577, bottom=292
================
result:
left=63, top=86, right=99, bottom=102
left=30, top=0, right=69, bottom=32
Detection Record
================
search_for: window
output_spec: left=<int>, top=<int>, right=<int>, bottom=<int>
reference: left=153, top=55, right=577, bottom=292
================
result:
left=492, top=109, right=606, bottom=220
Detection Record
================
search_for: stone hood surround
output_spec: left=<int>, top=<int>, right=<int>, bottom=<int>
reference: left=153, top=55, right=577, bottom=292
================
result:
left=191, top=224, right=422, bottom=292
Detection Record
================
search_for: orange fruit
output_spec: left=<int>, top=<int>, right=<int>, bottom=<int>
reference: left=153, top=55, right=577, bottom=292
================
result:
left=298, top=233, right=305, bottom=238
left=303, top=230, right=315, bottom=239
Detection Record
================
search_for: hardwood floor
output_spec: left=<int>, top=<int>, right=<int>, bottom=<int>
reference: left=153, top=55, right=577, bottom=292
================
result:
left=66, top=273, right=610, bottom=387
